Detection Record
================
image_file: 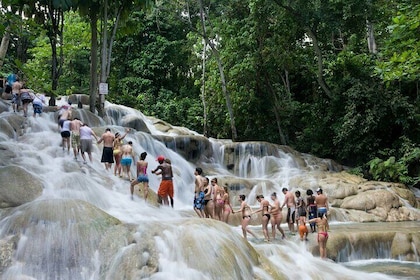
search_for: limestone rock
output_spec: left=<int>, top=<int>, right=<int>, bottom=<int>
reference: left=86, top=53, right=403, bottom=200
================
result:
left=0, top=99, right=9, bottom=114
left=119, top=114, right=150, bottom=134
left=153, top=135, right=212, bottom=162
left=0, top=166, right=43, bottom=208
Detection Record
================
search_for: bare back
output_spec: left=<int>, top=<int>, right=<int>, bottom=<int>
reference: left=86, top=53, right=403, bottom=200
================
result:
left=71, top=119, right=83, bottom=133
left=99, top=131, right=115, bottom=147
left=12, top=81, right=22, bottom=94
left=315, top=194, right=328, bottom=208
left=159, top=162, right=173, bottom=179
left=121, top=144, right=133, bottom=156
left=284, top=192, right=296, bottom=208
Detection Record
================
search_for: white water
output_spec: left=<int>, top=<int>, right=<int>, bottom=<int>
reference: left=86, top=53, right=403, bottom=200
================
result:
left=0, top=101, right=417, bottom=279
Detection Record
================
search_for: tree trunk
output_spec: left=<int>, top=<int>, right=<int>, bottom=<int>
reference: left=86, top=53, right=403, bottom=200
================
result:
left=201, top=40, right=208, bottom=137
left=0, top=26, right=10, bottom=70
left=366, top=20, right=377, bottom=54
left=304, top=27, right=332, bottom=99
left=198, top=0, right=238, bottom=140
left=89, top=10, right=99, bottom=113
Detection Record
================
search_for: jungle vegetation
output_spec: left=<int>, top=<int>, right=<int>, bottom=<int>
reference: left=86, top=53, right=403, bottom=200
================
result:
left=0, top=0, right=419, bottom=187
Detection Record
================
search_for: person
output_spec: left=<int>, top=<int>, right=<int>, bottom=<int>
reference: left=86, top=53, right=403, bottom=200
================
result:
left=151, top=155, right=174, bottom=206
left=32, top=93, right=46, bottom=117
left=295, top=190, right=306, bottom=230
left=4, top=80, right=12, bottom=99
left=11, top=76, right=22, bottom=113
left=19, top=87, right=33, bottom=117
left=212, top=178, right=225, bottom=221
left=308, top=213, right=329, bottom=259
left=60, top=119, right=71, bottom=154
left=222, top=184, right=233, bottom=223
left=130, top=152, right=149, bottom=200
left=120, top=141, right=135, bottom=180
left=193, top=167, right=206, bottom=217
left=306, top=189, right=317, bottom=233
left=298, top=216, right=309, bottom=242
left=232, top=194, right=257, bottom=241
left=295, top=191, right=308, bottom=241
left=252, top=195, right=271, bottom=242
left=97, top=128, right=115, bottom=171
left=79, top=123, right=98, bottom=163
left=113, top=128, right=129, bottom=177
left=281, top=187, right=296, bottom=235
left=164, top=158, right=175, bottom=207
left=70, top=118, right=83, bottom=160
left=203, top=177, right=215, bottom=219
left=315, top=188, right=329, bottom=218
left=58, top=105, right=72, bottom=128
left=270, top=192, right=286, bottom=240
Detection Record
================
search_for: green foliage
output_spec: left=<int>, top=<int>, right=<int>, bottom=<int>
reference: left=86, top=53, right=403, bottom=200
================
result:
left=367, top=138, right=420, bottom=186
left=375, top=1, right=420, bottom=82
left=368, top=156, right=407, bottom=183
left=3, top=0, right=419, bottom=185
left=24, top=12, right=90, bottom=94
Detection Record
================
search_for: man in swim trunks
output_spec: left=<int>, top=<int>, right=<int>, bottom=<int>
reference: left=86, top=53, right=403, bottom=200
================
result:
left=70, top=117, right=83, bottom=160
left=315, top=188, right=329, bottom=217
left=79, top=123, right=98, bottom=163
left=193, top=167, right=206, bottom=218
left=281, top=187, right=296, bottom=235
left=11, top=76, right=22, bottom=113
left=97, top=128, right=115, bottom=171
left=121, top=141, right=135, bottom=180
left=152, top=155, right=174, bottom=207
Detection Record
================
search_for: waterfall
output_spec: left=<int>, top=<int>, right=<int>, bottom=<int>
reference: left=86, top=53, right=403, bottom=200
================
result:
left=0, top=99, right=418, bottom=279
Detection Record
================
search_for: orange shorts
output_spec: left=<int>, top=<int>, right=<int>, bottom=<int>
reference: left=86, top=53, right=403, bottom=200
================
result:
left=299, top=224, right=308, bottom=238
left=158, top=180, right=174, bottom=198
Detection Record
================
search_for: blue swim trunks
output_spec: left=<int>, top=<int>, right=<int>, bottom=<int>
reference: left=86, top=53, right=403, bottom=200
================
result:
left=121, top=157, right=132, bottom=166
left=194, top=191, right=205, bottom=210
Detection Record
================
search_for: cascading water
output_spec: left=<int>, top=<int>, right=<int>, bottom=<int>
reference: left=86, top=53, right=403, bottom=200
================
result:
left=0, top=99, right=418, bottom=279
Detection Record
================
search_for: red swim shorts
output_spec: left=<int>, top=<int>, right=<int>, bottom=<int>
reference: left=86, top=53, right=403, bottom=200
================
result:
left=158, top=180, right=174, bottom=198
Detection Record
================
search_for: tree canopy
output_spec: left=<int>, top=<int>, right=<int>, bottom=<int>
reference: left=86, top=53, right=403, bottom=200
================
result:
left=1, top=0, right=419, bottom=186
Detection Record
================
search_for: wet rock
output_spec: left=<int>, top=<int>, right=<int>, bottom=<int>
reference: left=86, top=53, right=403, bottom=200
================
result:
left=0, top=166, right=43, bottom=208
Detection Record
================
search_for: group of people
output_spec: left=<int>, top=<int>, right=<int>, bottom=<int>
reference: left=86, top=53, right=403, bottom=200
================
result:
left=57, top=105, right=100, bottom=164
left=237, top=187, right=330, bottom=259
left=193, top=167, right=234, bottom=223
left=130, top=154, right=174, bottom=207
left=56, top=110, right=170, bottom=204
left=5, top=74, right=46, bottom=117
left=192, top=173, right=330, bottom=259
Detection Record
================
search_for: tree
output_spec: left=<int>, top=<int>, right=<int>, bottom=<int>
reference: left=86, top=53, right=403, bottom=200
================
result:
left=2, top=0, right=77, bottom=105
left=79, top=0, right=152, bottom=115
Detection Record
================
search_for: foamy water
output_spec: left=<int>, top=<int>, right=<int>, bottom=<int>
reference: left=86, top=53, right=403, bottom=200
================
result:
left=0, top=101, right=417, bottom=279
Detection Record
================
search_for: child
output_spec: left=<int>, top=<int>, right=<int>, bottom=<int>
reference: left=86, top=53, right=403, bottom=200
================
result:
left=298, top=216, right=309, bottom=241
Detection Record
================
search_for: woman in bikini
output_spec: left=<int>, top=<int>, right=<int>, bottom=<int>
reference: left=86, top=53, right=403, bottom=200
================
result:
left=270, top=192, right=286, bottom=240
left=233, top=194, right=257, bottom=240
left=113, top=128, right=129, bottom=177
left=130, top=152, right=149, bottom=200
left=212, top=178, right=225, bottom=221
left=252, top=195, right=271, bottom=242
left=222, top=185, right=233, bottom=223
left=308, top=212, right=329, bottom=259
left=306, top=189, right=317, bottom=233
